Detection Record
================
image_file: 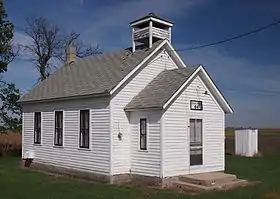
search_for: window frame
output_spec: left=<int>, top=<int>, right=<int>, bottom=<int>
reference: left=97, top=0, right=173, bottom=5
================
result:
left=139, top=118, right=147, bottom=151
left=34, top=112, right=41, bottom=144
left=79, top=109, right=90, bottom=149
left=190, top=100, right=203, bottom=111
left=189, top=119, right=203, bottom=147
left=189, top=119, right=203, bottom=166
left=54, top=111, right=64, bottom=146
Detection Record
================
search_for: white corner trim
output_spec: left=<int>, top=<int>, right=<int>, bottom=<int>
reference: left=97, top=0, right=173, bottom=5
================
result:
left=160, top=113, right=164, bottom=178
left=163, top=65, right=233, bottom=113
left=110, top=40, right=168, bottom=95
left=109, top=100, right=114, bottom=176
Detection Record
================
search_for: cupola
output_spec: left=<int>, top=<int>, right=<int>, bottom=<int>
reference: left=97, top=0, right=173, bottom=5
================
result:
left=130, top=13, right=173, bottom=52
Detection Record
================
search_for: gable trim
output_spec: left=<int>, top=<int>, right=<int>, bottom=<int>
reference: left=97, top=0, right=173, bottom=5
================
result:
left=110, top=40, right=185, bottom=95
left=164, top=41, right=187, bottom=68
left=163, top=65, right=233, bottom=113
left=130, top=17, right=173, bottom=27
left=109, top=40, right=167, bottom=95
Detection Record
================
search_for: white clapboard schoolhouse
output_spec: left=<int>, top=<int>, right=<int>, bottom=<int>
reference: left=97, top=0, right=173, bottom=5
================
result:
left=19, top=13, right=233, bottom=184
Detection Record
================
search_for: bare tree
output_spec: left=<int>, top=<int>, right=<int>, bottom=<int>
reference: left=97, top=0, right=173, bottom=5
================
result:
left=24, top=17, right=101, bottom=81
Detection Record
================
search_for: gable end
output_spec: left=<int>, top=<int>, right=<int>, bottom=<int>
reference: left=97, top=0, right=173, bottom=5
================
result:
left=163, top=65, right=233, bottom=113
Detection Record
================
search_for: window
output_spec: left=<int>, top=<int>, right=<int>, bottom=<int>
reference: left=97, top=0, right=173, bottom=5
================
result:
left=190, top=100, right=203, bottom=110
left=140, top=118, right=147, bottom=150
left=80, top=110, right=89, bottom=148
left=190, top=119, right=203, bottom=166
left=34, top=112, right=41, bottom=144
left=54, top=111, right=63, bottom=146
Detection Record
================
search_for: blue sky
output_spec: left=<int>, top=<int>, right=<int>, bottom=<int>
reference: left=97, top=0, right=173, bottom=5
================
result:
left=3, top=0, right=280, bottom=128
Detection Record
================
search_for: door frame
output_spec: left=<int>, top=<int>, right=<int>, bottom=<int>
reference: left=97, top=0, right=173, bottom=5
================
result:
left=188, top=118, right=204, bottom=172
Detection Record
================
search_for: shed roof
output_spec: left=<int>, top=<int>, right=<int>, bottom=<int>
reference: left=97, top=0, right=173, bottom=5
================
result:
left=125, top=67, right=198, bottom=110
left=19, top=40, right=164, bottom=103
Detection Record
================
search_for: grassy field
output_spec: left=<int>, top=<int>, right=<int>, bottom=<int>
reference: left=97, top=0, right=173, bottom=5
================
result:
left=1, top=155, right=280, bottom=199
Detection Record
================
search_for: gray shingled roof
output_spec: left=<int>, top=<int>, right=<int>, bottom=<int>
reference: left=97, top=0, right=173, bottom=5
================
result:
left=19, top=40, right=164, bottom=103
left=125, top=67, right=198, bottom=110
left=130, top=13, right=173, bottom=25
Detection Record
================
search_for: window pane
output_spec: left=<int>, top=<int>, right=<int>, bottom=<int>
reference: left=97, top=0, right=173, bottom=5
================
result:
left=190, top=119, right=195, bottom=145
left=34, top=112, right=41, bottom=144
left=196, top=119, right=202, bottom=144
left=190, top=148, right=202, bottom=165
left=80, top=110, right=89, bottom=128
left=140, top=119, right=147, bottom=150
left=54, top=111, right=63, bottom=146
left=190, top=119, right=203, bottom=166
left=80, top=110, right=89, bottom=148
left=80, top=131, right=84, bottom=146
left=84, top=112, right=89, bottom=129
left=37, top=113, right=41, bottom=128
left=85, top=130, right=89, bottom=148
left=140, top=135, right=146, bottom=150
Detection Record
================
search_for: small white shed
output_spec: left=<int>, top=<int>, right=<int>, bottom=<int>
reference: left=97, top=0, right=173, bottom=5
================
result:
left=235, top=129, right=258, bottom=157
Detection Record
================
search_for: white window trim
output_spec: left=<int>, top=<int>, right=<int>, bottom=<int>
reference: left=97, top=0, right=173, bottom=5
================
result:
left=33, top=112, right=42, bottom=146
left=53, top=110, right=64, bottom=148
left=78, top=109, right=91, bottom=150
left=138, top=117, right=149, bottom=152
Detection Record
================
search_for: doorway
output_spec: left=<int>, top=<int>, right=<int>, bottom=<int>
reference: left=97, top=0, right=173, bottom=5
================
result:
left=189, top=119, right=203, bottom=166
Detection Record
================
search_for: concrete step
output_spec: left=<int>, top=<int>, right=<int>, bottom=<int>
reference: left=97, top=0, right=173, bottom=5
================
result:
left=179, top=172, right=237, bottom=187
left=173, top=181, right=214, bottom=191
left=220, top=179, right=249, bottom=190
left=173, top=179, right=248, bottom=192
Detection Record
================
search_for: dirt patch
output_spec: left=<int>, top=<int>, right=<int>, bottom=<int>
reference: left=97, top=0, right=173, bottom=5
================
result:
left=265, top=191, right=280, bottom=199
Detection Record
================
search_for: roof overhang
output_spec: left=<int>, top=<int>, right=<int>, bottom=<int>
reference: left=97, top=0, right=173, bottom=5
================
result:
left=130, top=17, right=173, bottom=27
left=163, top=65, right=233, bottom=114
left=124, top=106, right=163, bottom=112
left=18, top=92, right=110, bottom=105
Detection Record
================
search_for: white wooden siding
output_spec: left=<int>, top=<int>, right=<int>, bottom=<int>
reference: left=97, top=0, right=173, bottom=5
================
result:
left=130, top=111, right=161, bottom=177
left=111, top=50, right=177, bottom=174
left=162, top=91, right=189, bottom=177
left=163, top=74, right=225, bottom=177
left=22, top=97, right=110, bottom=175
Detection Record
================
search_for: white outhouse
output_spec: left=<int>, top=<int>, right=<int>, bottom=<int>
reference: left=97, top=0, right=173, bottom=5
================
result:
left=235, top=129, right=258, bottom=157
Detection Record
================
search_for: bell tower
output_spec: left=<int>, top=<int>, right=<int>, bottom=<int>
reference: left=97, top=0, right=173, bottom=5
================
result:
left=130, top=13, right=173, bottom=52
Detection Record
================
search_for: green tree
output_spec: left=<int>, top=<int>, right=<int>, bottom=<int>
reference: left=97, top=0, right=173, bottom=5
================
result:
left=0, top=1, right=21, bottom=132
left=0, top=82, right=21, bottom=132
left=0, top=0, right=14, bottom=73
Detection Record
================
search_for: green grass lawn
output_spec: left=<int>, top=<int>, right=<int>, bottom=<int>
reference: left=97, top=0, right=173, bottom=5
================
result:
left=1, top=155, right=280, bottom=199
